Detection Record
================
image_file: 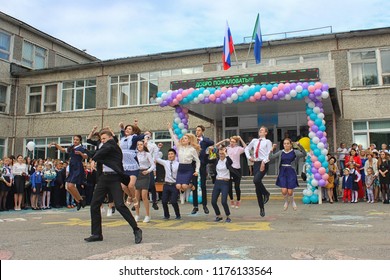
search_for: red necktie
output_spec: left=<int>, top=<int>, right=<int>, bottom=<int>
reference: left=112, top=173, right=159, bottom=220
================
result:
left=255, top=139, right=262, bottom=158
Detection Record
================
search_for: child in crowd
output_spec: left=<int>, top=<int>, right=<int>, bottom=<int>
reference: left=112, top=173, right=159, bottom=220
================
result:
left=365, top=167, right=375, bottom=203
left=349, top=162, right=361, bottom=203
left=342, top=168, right=353, bottom=203
left=30, top=164, right=44, bottom=210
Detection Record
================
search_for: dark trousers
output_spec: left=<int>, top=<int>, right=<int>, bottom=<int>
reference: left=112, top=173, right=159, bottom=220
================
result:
left=228, top=168, right=242, bottom=201
left=161, top=184, right=180, bottom=218
left=50, top=184, right=62, bottom=207
left=211, top=180, right=230, bottom=216
left=148, top=172, right=157, bottom=203
left=90, top=174, right=139, bottom=236
left=253, top=161, right=269, bottom=209
left=192, top=164, right=208, bottom=207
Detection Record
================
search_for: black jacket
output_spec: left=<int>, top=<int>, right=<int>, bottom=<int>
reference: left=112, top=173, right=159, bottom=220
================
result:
left=92, top=138, right=130, bottom=185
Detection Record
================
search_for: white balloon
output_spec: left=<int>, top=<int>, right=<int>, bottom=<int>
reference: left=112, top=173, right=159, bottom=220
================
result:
left=193, top=97, right=199, bottom=103
left=161, top=93, right=168, bottom=100
left=290, top=90, right=297, bottom=97
left=321, top=149, right=328, bottom=155
left=181, top=129, right=187, bottom=134
left=306, top=189, right=313, bottom=196
left=243, top=85, right=250, bottom=91
left=321, top=91, right=329, bottom=99
left=227, top=97, right=233, bottom=103
left=231, top=93, right=238, bottom=100
left=317, top=113, right=325, bottom=119
left=26, top=141, right=35, bottom=151
left=313, top=107, right=320, bottom=114
left=198, top=94, right=204, bottom=100
left=308, top=101, right=315, bottom=108
left=295, top=85, right=303, bottom=93
left=284, top=94, right=291, bottom=100
left=178, top=123, right=184, bottom=129
left=237, top=89, right=244, bottom=96
left=317, top=142, right=325, bottom=150
left=312, top=137, right=320, bottom=144
left=174, top=117, right=181, bottom=124
left=203, top=90, right=210, bottom=96
left=308, top=131, right=315, bottom=139
left=156, top=97, right=162, bottom=104
left=313, top=189, right=319, bottom=195
left=311, top=179, right=319, bottom=186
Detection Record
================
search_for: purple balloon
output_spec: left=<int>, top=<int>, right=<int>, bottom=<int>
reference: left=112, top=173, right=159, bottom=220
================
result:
left=204, top=97, right=210, bottom=104
left=314, top=173, right=322, bottom=180
left=182, top=119, right=188, bottom=124
left=321, top=137, right=327, bottom=144
left=322, top=84, right=329, bottom=91
left=309, top=93, right=315, bottom=99
left=226, top=89, right=232, bottom=96
left=278, top=90, right=285, bottom=98
left=216, top=98, right=222, bottom=104
left=311, top=125, right=319, bottom=133
left=319, top=179, right=326, bottom=187
left=220, top=93, right=227, bottom=101
left=302, top=82, right=309, bottom=89
left=311, top=167, right=318, bottom=174
left=316, top=131, right=324, bottom=138
left=261, top=96, right=267, bottom=101
left=283, top=87, right=291, bottom=94
left=273, top=95, right=279, bottom=100
left=178, top=112, right=184, bottom=118
left=290, top=83, right=297, bottom=89
left=175, top=106, right=182, bottom=113
left=232, top=87, right=238, bottom=93
left=171, top=91, right=178, bottom=99
left=162, top=101, right=168, bottom=107
left=314, top=89, right=322, bottom=97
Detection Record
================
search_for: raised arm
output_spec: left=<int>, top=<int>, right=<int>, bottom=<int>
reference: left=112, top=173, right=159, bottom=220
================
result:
left=167, top=122, right=180, bottom=147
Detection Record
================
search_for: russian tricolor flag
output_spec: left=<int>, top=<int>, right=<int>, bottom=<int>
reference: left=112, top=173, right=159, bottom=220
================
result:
left=252, top=13, right=263, bottom=64
left=222, top=21, right=235, bottom=70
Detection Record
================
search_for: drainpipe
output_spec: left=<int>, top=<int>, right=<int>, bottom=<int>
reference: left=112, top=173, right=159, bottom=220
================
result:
left=12, top=77, right=19, bottom=156
left=332, top=112, right=337, bottom=153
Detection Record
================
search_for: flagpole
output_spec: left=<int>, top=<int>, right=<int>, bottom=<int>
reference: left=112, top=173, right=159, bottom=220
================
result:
left=245, top=39, right=253, bottom=66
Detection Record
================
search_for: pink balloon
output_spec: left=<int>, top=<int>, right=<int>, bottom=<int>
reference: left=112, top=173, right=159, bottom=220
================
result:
left=182, top=90, right=189, bottom=97
left=266, top=91, right=273, bottom=99
left=278, top=83, right=284, bottom=90
left=318, top=167, right=326, bottom=175
left=215, top=90, right=221, bottom=97
left=311, top=156, right=318, bottom=163
left=314, top=82, right=322, bottom=89
left=176, top=94, right=183, bottom=101
left=172, top=99, right=179, bottom=105
left=308, top=120, right=314, bottom=127
left=188, top=88, right=194, bottom=93
left=260, top=88, right=267, bottom=95
left=271, top=87, right=278, bottom=95
left=209, top=94, right=216, bottom=101
left=249, top=96, right=256, bottom=102
left=308, top=85, right=315, bottom=93
left=314, top=161, right=321, bottom=169
left=182, top=107, right=188, bottom=113
left=322, top=173, right=329, bottom=180
left=221, top=87, right=227, bottom=93
left=254, top=92, right=261, bottom=99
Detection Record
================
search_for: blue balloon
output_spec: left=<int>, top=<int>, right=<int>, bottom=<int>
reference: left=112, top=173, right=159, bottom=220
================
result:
left=310, top=194, right=319, bottom=204
left=322, top=161, right=329, bottom=168
left=319, top=125, right=326, bottom=131
left=315, top=118, right=322, bottom=126
left=174, top=128, right=181, bottom=135
left=310, top=144, right=317, bottom=151
left=313, top=149, right=321, bottom=156
left=318, top=155, right=325, bottom=163
left=306, top=108, right=313, bottom=115
left=302, top=89, right=309, bottom=97
left=310, top=113, right=317, bottom=121
left=188, top=194, right=193, bottom=203
left=302, top=195, right=311, bottom=204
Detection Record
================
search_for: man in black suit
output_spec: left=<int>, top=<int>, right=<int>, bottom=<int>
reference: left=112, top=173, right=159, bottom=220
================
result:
left=84, top=129, right=142, bottom=244
left=191, top=125, right=214, bottom=214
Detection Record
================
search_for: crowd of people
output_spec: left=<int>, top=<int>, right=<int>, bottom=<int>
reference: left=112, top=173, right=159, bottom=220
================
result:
left=1, top=121, right=390, bottom=243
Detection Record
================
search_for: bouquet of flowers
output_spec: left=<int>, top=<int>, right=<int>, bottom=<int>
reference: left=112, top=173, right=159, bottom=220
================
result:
left=43, top=170, right=57, bottom=182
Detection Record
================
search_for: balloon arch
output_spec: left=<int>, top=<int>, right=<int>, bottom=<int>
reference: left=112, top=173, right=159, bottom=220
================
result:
left=157, top=81, right=330, bottom=204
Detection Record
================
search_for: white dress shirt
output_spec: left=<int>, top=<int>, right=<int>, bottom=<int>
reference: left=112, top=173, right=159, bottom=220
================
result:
left=137, top=151, right=155, bottom=173
left=244, top=137, right=273, bottom=163
left=156, top=158, right=179, bottom=183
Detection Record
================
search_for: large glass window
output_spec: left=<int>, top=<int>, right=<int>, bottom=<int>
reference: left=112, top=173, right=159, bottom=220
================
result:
left=0, top=138, right=5, bottom=158
left=27, top=85, right=58, bottom=114
left=0, top=31, right=11, bottom=61
left=22, top=41, right=47, bottom=69
left=61, top=79, right=96, bottom=111
left=353, top=120, right=390, bottom=150
left=0, top=84, right=8, bottom=113
left=381, top=49, right=390, bottom=85
left=109, top=66, right=202, bottom=108
left=350, top=50, right=378, bottom=87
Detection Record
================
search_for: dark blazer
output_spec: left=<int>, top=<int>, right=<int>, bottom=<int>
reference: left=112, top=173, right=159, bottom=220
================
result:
left=92, top=138, right=130, bottom=186
left=199, top=136, right=214, bottom=164
left=342, top=175, right=353, bottom=190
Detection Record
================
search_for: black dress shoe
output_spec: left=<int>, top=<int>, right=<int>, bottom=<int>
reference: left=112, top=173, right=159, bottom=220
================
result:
left=203, top=206, right=209, bottom=214
left=84, top=235, right=103, bottom=242
left=191, top=207, right=198, bottom=214
left=76, top=201, right=82, bottom=211
left=152, top=203, right=159, bottom=210
left=134, top=229, right=142, bottom=244
left=260, top=208, right=265, bottom=217
left=263, top=194, right=270, bottom=204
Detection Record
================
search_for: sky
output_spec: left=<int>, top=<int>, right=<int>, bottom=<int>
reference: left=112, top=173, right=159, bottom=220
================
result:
left=1, top=0, right=390, bottom=60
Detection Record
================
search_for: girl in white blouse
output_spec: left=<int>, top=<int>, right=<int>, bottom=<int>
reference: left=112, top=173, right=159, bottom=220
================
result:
left=12, top=155, right=28, bottom=210
left=167, top=122, right=200, bottom=192
left=134, top=141, right=155, bottom=223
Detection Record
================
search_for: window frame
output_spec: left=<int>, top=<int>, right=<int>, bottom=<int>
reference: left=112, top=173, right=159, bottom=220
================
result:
left=21, top=40, right=47, bottom=69
left=27, top=84, right=59, bottom=114
left=60, top=79, right=96, bottom=112
left=0, top=30, right=11, bottom=61
left=0, top=84, right=10, bottom=114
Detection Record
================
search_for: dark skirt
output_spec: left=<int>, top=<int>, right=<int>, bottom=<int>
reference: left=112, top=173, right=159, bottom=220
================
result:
left=176, top=163, right=194, bottom=185
left=124, top=170, right=139, bottom=177
left=13, top=175, right=26, bottom=194
left=276, top=166, right=298, bottom=189
left=135, top=170, right=150, bottom=190
left=0, top=177, right=11, bottom=192
left=32, top=183, right=42, bottom=195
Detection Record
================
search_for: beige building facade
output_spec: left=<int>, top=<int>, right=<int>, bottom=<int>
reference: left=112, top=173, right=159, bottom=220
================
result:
left=1, top=12, right=390, bottom=169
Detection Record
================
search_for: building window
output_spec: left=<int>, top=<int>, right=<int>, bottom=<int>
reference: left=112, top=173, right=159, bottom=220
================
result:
left=352, top=120, right=390, bottom=150
left=61, top=79, right=96, bottom=111
left=381, top=49, right=390, bottom=85
left=109, top=67, right=203, bottom=108
left=27, top=84, right=58, bottom=114
left=22, top=41, right=47, bottom=69
left=350, top=50, right=378, bottom=87
left=0, top=84, right=9, bottom=113
left=0, top=138, right=5, bottom=158
left=0, top=31, right=11, bottom=61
